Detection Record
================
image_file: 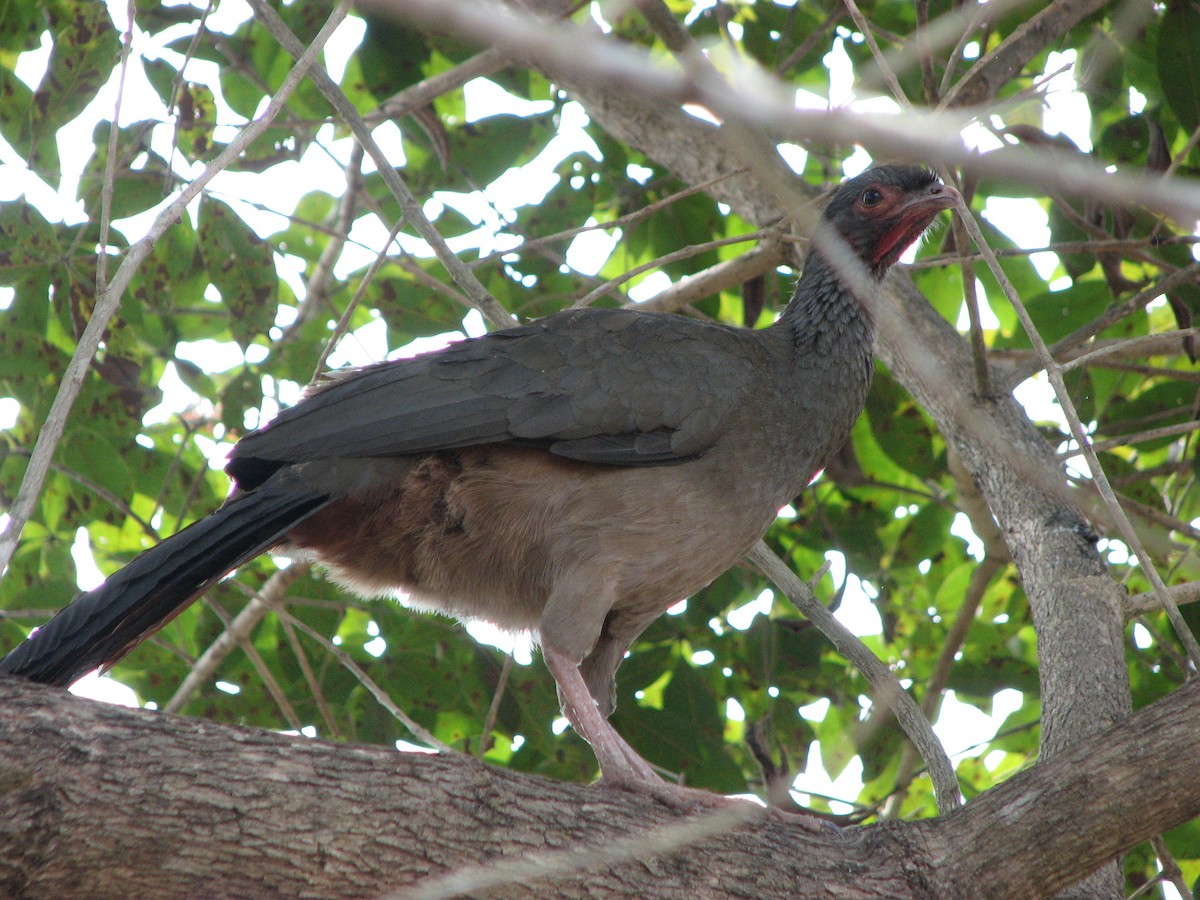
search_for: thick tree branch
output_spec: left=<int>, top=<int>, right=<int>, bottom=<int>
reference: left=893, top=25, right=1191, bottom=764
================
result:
left=923, top=674, right=1200, bottom=897
left=2, top=676, right=1198, bottom=898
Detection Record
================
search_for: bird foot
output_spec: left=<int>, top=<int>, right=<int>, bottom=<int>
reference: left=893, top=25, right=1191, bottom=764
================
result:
left=760, top=803, right=844, bottom=836
left=598, top=775, right=837, bottom=834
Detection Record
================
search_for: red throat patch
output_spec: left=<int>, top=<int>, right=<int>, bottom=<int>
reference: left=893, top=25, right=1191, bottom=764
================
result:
left=871, top=208, right=937, bottom=267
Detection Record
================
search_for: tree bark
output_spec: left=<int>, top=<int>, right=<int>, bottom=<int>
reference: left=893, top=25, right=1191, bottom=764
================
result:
left=1, top=677, right=1197, bottom=899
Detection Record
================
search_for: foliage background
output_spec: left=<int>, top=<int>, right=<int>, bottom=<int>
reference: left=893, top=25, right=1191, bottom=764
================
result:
left=0, top=0, right=1198, bottom=894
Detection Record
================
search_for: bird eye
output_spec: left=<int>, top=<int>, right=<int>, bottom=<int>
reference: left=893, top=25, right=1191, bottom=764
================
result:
left=861, top=188, right=884, bottom=207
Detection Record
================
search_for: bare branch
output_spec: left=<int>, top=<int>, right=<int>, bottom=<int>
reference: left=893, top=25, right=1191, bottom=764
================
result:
left=940, top=0, right=1110, bottom=108
left=572, top=229, right=772, bottom=308
left=164, top=564, right=311, bottom=714
left=365, top=0, right=1200, bottom=222
left=628, top=240, right=787, bottom=314
left=1127, top=582, right=1200, bottom=620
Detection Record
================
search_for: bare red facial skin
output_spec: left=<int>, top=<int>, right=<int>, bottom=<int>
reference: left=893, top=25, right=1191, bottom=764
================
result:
left=856, top=182, right=960, bottom=270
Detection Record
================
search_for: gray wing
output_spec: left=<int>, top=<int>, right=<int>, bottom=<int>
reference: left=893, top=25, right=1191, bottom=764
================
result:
left=228, top=308, right=762, bottom=484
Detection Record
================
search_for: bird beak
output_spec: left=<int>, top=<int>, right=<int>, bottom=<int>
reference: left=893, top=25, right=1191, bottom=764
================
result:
left=902, top=181, right=961, bottom=218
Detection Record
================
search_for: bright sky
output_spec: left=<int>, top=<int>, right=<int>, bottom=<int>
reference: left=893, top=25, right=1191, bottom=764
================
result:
left=0, top=2, right=1146, bottom=852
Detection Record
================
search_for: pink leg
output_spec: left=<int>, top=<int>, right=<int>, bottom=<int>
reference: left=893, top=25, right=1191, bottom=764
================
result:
left=542, top=645, right=837, bottom=831
left=542, top=644, right=658, bottom=782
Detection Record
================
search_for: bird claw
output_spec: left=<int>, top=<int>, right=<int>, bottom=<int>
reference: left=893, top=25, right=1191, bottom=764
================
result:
left=761, top=803, right=845, bottom=836
left=597, top=776, right=838, bottom=834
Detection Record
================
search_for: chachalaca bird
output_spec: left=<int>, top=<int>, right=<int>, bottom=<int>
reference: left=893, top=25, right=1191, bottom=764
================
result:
left=0, top=165, right=957, bottom=792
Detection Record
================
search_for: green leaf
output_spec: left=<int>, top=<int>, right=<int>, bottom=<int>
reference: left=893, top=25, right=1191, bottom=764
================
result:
left=176, top=82, right=218, bottom=162
left=895, top=503, right=956, bottom=567
left=1158, top=2, right=1200, bottom=133
left=865, top=375, right=939, bottom=480
left=613, top=660, right=746, bottom=792
left=446, top=115, right=538, bottom=190
left=0, top=2, right=118, bottom=179
left=0, top=326, right=66, bottom=407
left=197, top=196, right=278, bottom=347
left=0, top=200, right=59, bottom=273
left=80, top=120, right=168, bottom=220
left=61, top=426, right=133, bottom=504
left=357, top=14, right=432, bottom=100
left=994, top=281, right=1112, bottom=349
left=39, top=3, right=119, bottom=124
left=0, top=69, right=55, bottom=175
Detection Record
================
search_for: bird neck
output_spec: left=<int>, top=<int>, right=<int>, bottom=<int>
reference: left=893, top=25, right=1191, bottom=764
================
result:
left=755, top=247, right=877, bottom=500
left=776, top=250, right=875, bottom=353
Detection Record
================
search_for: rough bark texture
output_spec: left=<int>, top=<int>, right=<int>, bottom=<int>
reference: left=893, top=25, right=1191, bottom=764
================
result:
left=872, top=281, right=1131, bottom=900
left=2, top=677, right=1198, bottom=899
left=923, top=670, right=1200, bottom=896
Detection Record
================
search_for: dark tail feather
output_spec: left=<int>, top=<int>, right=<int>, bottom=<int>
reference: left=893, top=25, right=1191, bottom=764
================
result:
left=0, top=486, right=328, bottom=687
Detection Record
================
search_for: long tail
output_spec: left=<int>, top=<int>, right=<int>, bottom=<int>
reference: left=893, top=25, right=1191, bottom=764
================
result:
left=0, top=486, right=328, bottom=687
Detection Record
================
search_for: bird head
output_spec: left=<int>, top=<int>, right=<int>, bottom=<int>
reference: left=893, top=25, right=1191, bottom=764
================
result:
left=820, top=165, right=960, bottom=277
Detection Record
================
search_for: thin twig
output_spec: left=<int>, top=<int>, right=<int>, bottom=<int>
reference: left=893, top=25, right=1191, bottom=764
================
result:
left=938, top=0, right=992, bottom=98
left=278, top=611, right=342, bottom=739
left=1048, top=264, right=1200, bottom=364
left=1165, top=121, right=1200, bottom=180
left=571, top=229, right=771, bottom=308
left=95, top=0, right=136, bottom=292
left=1083, top=361, right=1200, bottom=384
left=477, top=654, right=513, bottom=760
left=4, top=449, right=159, bottom=540
left=471, top=170, right=745, bottom=269
left=164, top=564, right=312, bottom=714
left=312, top=217, right=408, bottom=380
left=247, top=0, right=517, bottom=331
left=276, top=608, right=456, bottom=754
left=841, top=0, right=910, bottom=107
left=1084, top=486, right=1200, bottom=545
left=281, top=142, right=364, bottom=344
left=910, top=234, right=1200, bottom=268
left=1065, top=420, right=1200, bottom=457
left=197, top=591, right=303, bottom=731
left=369, top=47, right=510, bottom=123
left=914, top=0, right=938, bottom=104
left=776, top=8, right=841, bottom=74
left=1059, top=329, right=1200, bottom=373
left=885, top=555, right=1005, bottom=817
left=952, top=205, right=991, bottom=396
left=627, top=240, right=786, bottom=314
